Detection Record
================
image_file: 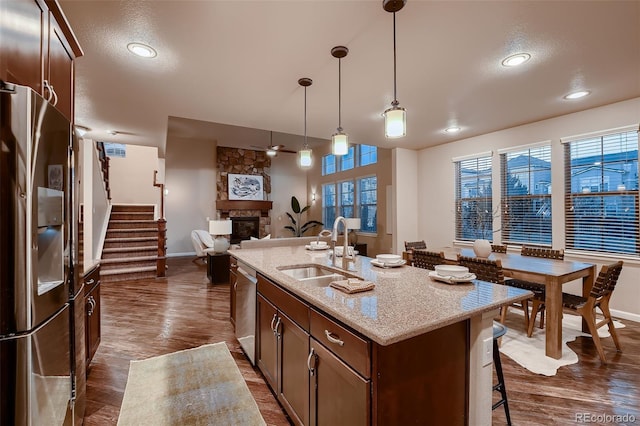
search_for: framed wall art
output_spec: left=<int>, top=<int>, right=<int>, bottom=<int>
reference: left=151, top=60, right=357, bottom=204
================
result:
left=228, top=174, right=264, bottom=201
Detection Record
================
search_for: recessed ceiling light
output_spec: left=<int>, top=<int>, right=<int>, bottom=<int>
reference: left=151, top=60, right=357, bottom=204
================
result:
left=445, top=126, right=461, bottom=133
left=501, top=53, right=531, bottom=67
left=127, top=42, right=157, bottom=58
left=564, top=90, right=590, bottom=100
left=107, top=130, right=118, bottom=136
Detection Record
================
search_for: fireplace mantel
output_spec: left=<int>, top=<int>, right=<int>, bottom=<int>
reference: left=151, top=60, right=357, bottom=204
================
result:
left=216, top=200, right=272, bottom=217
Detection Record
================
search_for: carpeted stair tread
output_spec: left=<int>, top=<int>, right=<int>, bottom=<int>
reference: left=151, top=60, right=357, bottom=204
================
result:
left=107, top=228, right=158, bottom=233
left=103, top=246, right=157, bottom=253
left=105, top=236, right=157, bottom=242
left=101, top=265, right=158, bottom=276
left=100, top=255, right=159, bottom=264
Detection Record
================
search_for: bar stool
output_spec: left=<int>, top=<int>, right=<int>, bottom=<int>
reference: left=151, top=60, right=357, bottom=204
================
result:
left=492, top=321, right=512, bottom=426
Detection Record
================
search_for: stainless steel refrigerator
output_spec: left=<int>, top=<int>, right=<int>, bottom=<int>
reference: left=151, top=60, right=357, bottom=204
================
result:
left=1, top=82, right=75, bottom=425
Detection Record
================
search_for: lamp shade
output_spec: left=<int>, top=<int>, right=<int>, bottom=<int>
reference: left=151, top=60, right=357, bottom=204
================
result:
left=209, top=219, right=232, bottom=235
left=344, top=217, right=361, bottom=230
left=331, top=132, right=349, bottom=156
left=384, top=106, right=406, bottom=138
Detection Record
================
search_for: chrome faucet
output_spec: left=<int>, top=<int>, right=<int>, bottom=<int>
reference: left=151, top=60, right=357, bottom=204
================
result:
left=331, top=216, right=355, bottom=270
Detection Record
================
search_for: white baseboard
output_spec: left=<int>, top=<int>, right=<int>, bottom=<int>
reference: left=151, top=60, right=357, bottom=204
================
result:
left=167, top=251, right=196, bottom=258
left=611, top=309, right=640, bottom=324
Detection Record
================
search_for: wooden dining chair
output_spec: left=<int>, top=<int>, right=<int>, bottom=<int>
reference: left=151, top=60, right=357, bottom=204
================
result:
left=529, top=261, right=624, bottom=363
left=510, top=246, right=565, bottom=334
left=404, top=240, right=427, bottom=265
left=491, top=244, right=507, bottom=253
left=412, top=250, right=446, bottom=270
left=457, top=255, right=530, bottom=330
left=404, top=240, right=427, bottom=251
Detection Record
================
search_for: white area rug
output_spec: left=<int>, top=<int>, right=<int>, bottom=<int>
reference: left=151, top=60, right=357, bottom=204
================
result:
left=117, top=342, right=265, bottom=426
left=499, top=313, right=625, bottom=376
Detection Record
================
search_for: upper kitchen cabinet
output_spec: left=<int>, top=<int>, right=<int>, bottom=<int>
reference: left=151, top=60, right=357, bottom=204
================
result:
left=0, top=0, right=82, bottom=121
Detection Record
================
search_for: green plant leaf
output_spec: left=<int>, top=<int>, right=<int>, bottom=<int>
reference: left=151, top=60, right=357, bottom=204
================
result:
left=291, top=196, right=301, bottom=214
left=300, top=205, right=310, bottom=214
left=285, top=212, right=296, bottom=225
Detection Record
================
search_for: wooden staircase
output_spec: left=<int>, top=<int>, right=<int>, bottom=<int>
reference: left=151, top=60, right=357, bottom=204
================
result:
left=101, top=205, right=165, bottom=283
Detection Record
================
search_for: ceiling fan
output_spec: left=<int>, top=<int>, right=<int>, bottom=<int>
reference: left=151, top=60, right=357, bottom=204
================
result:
left=250, top=131, right=296, bottom=156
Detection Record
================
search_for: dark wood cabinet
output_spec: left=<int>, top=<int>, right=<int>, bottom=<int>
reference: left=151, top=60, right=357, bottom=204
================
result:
left=253, top=270, right=469, bottom=425
left=46, top=10, right=74, bottom=120
left=84, top=265, right=101, bottom=367
left=257, top=276, right=310, bottom=426
left=0, top=0, right=81, bottom=121
left=310, top=337, right=370, bottom=426
left=207, top=252, right=230, bottom=284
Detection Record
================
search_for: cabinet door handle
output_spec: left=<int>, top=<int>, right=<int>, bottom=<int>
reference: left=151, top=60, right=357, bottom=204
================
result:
left=85, top=278, right=95, bottom=285
left=87, top=296, right=95, bottom=316
left=324, top=330, right=344, bottom=346
left=274, top=317, right=282, bottom=338
left=43, top=80, right=53, bottom=102
left=307, top=348, right=316, bottom=376
left=270, top=313, right=278, bottom=333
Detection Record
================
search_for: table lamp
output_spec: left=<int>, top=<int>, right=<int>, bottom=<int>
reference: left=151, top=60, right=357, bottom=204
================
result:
left=345, top=217, right=361, bottom=246
left=209, top=219, right=233, bottom=253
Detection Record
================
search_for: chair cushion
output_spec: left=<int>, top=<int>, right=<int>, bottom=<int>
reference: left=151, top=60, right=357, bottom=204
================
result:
left=194, top=229, right=214, bottom=248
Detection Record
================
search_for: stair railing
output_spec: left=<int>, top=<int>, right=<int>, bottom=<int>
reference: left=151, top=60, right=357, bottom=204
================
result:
left=153, top=170, right=167, bottom=277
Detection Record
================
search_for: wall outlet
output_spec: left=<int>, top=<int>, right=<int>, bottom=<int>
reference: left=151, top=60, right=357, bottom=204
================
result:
left=482, top=337, right=493, bottom=367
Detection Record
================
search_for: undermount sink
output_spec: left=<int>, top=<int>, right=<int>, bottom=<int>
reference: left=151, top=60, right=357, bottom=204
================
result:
left=277, top=264, right=359, bottom=287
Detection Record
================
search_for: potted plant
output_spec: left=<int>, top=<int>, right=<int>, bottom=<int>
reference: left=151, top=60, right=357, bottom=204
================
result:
left=285, top=196, right=323, bottom=236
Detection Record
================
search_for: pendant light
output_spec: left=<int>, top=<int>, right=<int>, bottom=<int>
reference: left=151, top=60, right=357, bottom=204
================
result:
left=298, top=78, right=313, bottom=168
left=383, top=0, right=407, bottom=139
left=331, top=46, right=349, bottom=156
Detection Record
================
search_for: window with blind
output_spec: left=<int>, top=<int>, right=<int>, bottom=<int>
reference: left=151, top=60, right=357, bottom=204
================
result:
left=322, top=177, right=378, bottom=233
left=500, top=145, right=552, bottom=245
left=564, top=129, right=639, bottom=255
left=322, top=183, right=336, bottom=227
left=455, top=155, right=494, bottom=241
left=358, top=176, right=377, bottom=232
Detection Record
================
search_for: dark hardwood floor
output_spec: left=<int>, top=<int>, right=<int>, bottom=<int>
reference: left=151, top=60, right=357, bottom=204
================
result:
left=84, top=257, right=640, bottom=425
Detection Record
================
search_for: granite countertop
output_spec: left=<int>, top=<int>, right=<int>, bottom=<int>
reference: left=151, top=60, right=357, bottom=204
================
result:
left=229, top=245, right=531, bottom=346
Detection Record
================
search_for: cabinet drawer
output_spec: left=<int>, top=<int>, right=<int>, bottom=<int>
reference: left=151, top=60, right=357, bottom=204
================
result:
left=257, top=274, right=309, bottom=331
left=310, top=309, right=370, bottom=378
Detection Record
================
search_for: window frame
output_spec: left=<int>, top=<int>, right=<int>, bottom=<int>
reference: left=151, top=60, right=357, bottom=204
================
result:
left=499, top=143, right=552, bottom=247
left=454, top=153, right=494, bottom=242
left=563, top=128, right=639, bottom=256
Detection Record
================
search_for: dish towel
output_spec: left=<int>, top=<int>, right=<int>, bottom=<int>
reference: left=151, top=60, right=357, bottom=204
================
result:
left=330, top=278, right=375, bottom=294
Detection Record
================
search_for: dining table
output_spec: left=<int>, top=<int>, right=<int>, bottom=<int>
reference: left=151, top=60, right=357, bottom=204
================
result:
left=429, top=247, right=597, bottom=360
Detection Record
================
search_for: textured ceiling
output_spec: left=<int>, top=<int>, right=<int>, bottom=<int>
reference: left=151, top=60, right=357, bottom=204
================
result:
left=60, top=1, right=640, bottom=157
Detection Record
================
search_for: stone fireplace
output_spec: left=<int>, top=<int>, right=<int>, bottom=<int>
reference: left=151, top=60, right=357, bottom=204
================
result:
left=230, top=216, right=260, bottom=244
left=216, top=147, right=273, bottom=238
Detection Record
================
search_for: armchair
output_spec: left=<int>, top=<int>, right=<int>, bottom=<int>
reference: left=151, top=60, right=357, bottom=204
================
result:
left=191, top=230, right=216, bottom=264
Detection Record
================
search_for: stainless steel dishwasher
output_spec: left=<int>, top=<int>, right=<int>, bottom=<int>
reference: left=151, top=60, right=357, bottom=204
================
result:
left=235, top=260, right=257, bottom=365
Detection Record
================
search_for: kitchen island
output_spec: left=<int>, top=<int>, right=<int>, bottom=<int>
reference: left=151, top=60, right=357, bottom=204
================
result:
left=230, top=246, right=530, bottom=425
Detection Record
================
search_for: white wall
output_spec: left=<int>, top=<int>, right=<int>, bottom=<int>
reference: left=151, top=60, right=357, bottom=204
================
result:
left=165, top=136, right=217, bottom=255
left=269, top=153, right=308, bottom=238
left=412, top=97, right=640, bottom=320
left=392, top=148, right=419, bottom=254
left=109, top=144, right=162, bottom=206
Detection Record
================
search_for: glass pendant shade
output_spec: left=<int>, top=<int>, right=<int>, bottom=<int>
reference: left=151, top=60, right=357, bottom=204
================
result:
left=331, top=131, right=349, bottom=156
left=384, top=106, right=406, bottom=138
left=299, top=148, right=313, bottom=167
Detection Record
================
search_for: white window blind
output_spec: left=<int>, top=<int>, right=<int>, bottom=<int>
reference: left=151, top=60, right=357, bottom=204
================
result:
left=322, top=183, right=336, bottom=227
left=358, top=176, right=377, bottom=232
left=564, top=130, right=639, bottom=255
left=500, top=145, right=552, bottom=246
left=455, top=155, right=494, bottom=241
